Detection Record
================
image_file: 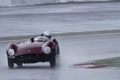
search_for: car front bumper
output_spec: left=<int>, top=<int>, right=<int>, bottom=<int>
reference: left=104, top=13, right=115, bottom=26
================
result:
left=13, top=54, right=52, bottom=63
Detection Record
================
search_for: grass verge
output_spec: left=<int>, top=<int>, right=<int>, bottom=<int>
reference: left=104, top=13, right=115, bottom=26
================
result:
left=94, top=57, right=120, bottom=67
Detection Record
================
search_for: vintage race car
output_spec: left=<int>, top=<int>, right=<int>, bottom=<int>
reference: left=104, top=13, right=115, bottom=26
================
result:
left=6, top=36, right=60, bottom=68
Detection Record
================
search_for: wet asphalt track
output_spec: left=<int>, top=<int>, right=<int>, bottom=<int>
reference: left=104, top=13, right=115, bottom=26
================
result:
left=0, top=34, right=120, bottom=80
left=0, top=2, right=120, bottom=37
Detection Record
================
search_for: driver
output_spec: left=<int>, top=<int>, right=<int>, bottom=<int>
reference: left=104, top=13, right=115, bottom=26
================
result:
left=42, top=31, right=52, bottom=41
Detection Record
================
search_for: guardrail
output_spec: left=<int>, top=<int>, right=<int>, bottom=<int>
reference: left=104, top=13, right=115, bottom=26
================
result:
left=0, top=30, right=120, bottom=41
left=0, top=0, right=113, bottom=7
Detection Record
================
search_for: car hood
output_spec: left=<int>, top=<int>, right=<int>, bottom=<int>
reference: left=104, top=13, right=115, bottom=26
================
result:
left=15, top=42, right=45, bottom=56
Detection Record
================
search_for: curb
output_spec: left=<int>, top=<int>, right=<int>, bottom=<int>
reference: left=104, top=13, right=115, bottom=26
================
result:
left=70, top=63, right=107, bottom=69
left=69, top=62, right=120, bottom=70
left=0, top=29, right=120, bottom=41
left=69, top=61, right=120, bottom=70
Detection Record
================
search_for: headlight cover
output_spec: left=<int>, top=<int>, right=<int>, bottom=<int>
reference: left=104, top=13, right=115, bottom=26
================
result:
left=8, top=49, right=15, bottom=56
left=44, top=47, right=51, bottom=54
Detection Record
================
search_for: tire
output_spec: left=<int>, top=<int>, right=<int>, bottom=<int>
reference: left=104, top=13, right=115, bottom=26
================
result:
left=57, top=46, right=60, bottom=55
left=50, top=55, right=56, bottom=67
left=8, top=58, right=14, bottom=68
left=49, top=48, right=56, bottom=68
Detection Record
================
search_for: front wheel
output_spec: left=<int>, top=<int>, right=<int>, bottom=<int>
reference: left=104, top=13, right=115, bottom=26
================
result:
left=8, top=58, right=14, bottom=68
left=49, top=50, right=56, bottom=67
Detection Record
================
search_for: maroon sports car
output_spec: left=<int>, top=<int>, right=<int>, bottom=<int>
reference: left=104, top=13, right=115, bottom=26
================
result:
left=6, top=36, right=60, bottom=68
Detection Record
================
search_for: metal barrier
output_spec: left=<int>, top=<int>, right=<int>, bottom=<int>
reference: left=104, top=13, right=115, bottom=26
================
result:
left=0, top=30, right=120, bottom=41
left=0, top=0, right=112, bottom=7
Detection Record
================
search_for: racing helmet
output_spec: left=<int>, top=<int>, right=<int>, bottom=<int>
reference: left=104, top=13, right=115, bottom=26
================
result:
left=43, top=31, right=51, bottom=39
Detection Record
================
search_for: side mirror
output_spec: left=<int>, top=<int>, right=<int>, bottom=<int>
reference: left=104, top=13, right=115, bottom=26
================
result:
left=53, top=39, right=58, bottom=45
left=31, top=38, right=34, bottom=43
left=16, top=42, right=21, bottom=44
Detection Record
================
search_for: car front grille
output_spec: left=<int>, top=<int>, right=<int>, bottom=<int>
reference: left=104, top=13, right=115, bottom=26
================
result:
left=15, top=54, right=51, bottom=63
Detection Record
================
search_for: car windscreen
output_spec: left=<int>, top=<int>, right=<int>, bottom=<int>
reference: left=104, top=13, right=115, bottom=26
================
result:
left=34, top=36, right=46, bottom=42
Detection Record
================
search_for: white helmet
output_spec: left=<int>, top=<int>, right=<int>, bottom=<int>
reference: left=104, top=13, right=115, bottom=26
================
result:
left=43, top=31, right=51, bottom=39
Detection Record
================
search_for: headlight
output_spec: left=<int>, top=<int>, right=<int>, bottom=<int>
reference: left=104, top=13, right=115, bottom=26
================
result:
left=44, top=47, right=51, bottom=54
left=8, top=49, right=15, bottom=56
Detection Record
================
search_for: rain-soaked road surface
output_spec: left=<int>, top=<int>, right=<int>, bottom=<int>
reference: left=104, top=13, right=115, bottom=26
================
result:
left=0, top=2, right=120, bottom=37
left=0, top=34, right=120, bottom=80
